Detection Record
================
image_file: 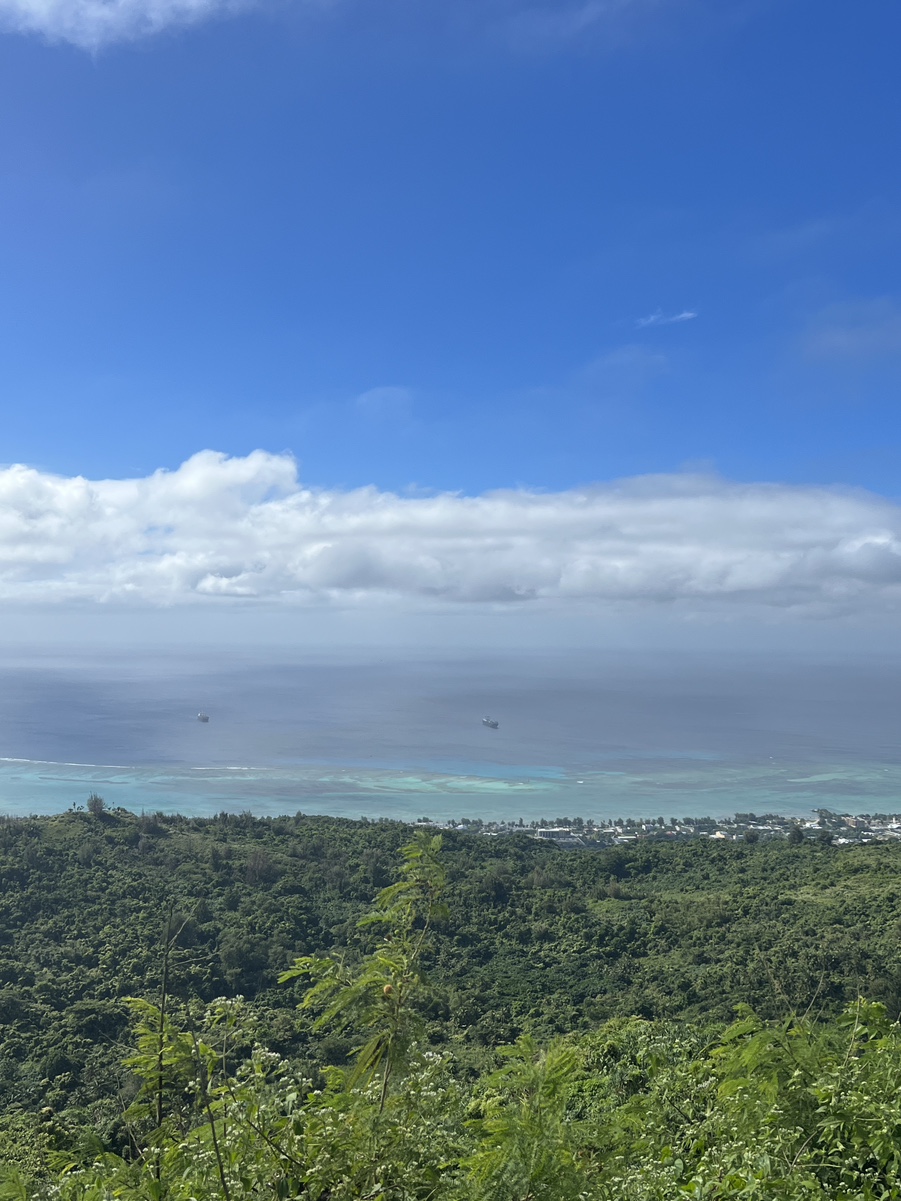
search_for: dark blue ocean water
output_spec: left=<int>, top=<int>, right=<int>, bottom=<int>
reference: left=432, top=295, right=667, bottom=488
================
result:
left=2, top=650, right=901, bottom=822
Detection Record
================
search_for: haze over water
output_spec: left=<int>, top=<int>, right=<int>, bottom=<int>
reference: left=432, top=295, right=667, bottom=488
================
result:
left=2, top=649, right=901, bottom=824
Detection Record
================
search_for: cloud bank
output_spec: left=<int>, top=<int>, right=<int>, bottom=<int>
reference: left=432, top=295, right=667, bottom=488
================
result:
left=2, top=450, right=901, bottom=616
left=0, top=0, right=245, bottom=48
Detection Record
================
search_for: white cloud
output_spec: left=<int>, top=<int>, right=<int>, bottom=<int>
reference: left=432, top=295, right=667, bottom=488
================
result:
left=635, top=309, right=698, bottom=329
left=0, top=0, right=247, bottom=48
left=2, top=449, right=901, bottom=617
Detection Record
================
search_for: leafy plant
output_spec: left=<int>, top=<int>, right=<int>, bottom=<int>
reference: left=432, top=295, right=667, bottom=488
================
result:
left=280, top=831, right=447, bottom=1108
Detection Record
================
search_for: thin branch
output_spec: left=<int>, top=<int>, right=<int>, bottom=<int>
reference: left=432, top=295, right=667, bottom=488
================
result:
left=187, top=1022, right=232, bottom=1201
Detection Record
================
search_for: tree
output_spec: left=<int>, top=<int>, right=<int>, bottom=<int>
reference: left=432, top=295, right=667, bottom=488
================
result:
left=86, top=793, right=106, bottom=817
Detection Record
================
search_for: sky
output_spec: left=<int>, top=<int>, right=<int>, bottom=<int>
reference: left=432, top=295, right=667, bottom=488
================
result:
left=1, top=0, right=901, bottom=639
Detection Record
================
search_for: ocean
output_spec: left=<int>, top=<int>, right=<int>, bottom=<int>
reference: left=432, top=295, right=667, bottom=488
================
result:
left=2, top=649, right=901, bottom=823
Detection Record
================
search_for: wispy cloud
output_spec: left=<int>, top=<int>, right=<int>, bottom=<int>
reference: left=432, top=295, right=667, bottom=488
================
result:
left=354, top=386, right=414, bottom=421
left=575, top=344, right=668, bottom=391
left=2, top=450, right=901, bottom=617
left=0, top=0, right=249, bottom=49
left=635, top=308, right=698, bottom=329
left=0, top=0, right=681, bottom=51
left=501, top=0, right=634, bottom=46
left=752, top=200, right=901, bottom=264
left=802, top=298, right=901, bottom=361
left=494, top=0, right=686, bottom=54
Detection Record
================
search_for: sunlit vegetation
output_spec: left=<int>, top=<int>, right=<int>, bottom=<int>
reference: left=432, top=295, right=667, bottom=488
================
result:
left=3, top=810, right=901, bottom=1196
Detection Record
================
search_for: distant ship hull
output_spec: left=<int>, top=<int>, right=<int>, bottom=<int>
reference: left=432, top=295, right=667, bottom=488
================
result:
left=482, top=717, right=499, bottom=729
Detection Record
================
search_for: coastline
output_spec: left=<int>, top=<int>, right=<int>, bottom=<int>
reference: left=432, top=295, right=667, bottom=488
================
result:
left=3, top=753, right=901, bottom=825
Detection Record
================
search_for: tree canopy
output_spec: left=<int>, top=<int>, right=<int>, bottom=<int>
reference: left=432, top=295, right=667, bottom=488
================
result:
left=3, top=810, right=901, bottom=1196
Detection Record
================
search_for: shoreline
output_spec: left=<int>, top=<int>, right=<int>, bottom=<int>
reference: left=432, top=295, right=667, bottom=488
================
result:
left=1, top=796, right=899, bottom=850
left=3, top=753, right=901, bottom=827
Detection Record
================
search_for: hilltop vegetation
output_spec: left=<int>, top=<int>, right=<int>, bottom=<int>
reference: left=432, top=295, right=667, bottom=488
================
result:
left=3, top=821, right=901, bottom=1198
left=3, top=809, right=901, bottom=1195
left=3, top=806, right=901, bottom=1121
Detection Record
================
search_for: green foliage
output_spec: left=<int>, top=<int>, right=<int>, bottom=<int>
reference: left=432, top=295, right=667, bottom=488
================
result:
left=14, top=834, right=466, bottom=1201
left=467, top=1036, right=592, bottom=1201
left=11, top=814, right=901, bottom=1197
left=281, top=832, right=446, bottom=1103
left=0, top=1112, right=51, bottom=1190
left=623, top=997, right=901, bottom=1199
left=8, top=834, right=901, bottom=1198
left=85, top=796, right=106, bottom=819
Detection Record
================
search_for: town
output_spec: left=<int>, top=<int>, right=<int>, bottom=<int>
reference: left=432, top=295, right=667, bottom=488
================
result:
left=427, top=810, right=901, bottom=848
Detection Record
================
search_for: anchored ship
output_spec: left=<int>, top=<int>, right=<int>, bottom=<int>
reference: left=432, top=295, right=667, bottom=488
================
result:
left=482, top=716, right=499, bottom=729
left=197, top=712, right=210, bottom=723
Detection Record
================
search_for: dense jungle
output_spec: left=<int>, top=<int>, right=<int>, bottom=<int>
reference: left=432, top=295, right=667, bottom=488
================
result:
left=3, top=806, right=901, bottom=1198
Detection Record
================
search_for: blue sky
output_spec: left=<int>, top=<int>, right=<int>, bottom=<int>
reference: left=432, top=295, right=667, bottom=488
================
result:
left=1, top=0, right=900, bottom=496
left=3, top=0, right=901, bottom=640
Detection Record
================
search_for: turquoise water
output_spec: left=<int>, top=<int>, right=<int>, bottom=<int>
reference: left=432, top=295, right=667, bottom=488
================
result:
left=2, top=651, right=901, bottom=822
left=2, top=756, right=900, bottom=824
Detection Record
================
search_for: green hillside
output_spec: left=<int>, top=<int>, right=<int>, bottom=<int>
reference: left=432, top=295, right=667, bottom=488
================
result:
left=3, top=809, right=901, bottom=1197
